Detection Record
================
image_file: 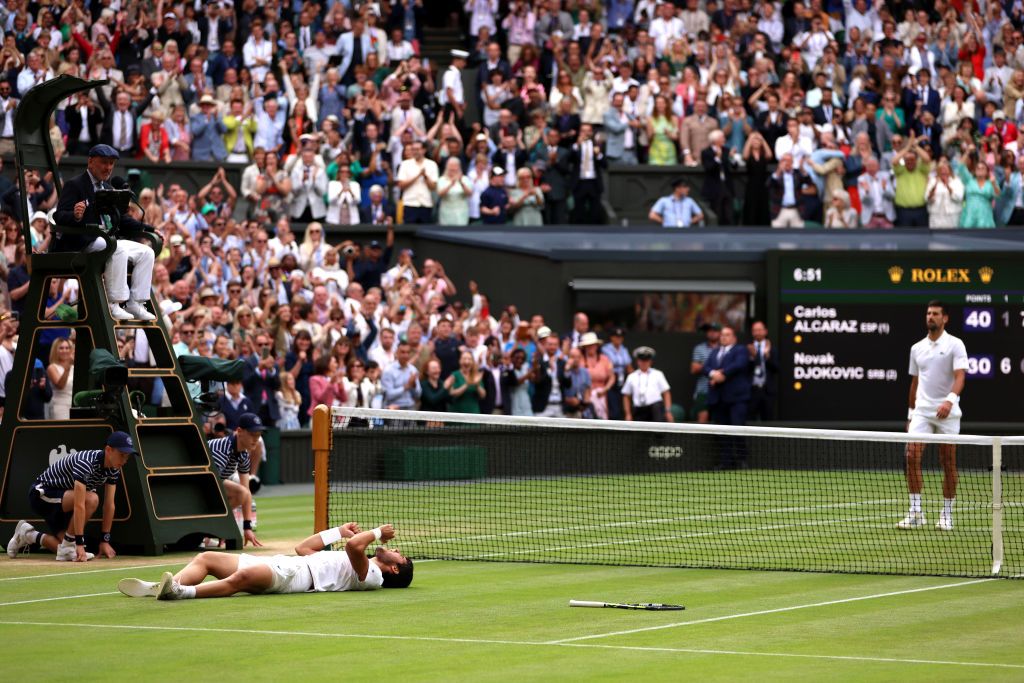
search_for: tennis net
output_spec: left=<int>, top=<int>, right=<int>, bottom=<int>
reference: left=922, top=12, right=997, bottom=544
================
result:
left=312, top=406, right=1023, bottom=578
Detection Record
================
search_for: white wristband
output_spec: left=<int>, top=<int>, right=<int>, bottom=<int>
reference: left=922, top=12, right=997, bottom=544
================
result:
left=319, top=527, right=343, bottom=546
left=372, top=527, right=382, bottom=542
left=907, top=408, right=914, bottom=420
left=946, top=392, right=960, bottom=404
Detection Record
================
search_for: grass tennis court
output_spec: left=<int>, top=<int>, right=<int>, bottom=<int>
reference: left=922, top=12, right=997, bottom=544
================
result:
left=3, top=493, right=1023, bottom=682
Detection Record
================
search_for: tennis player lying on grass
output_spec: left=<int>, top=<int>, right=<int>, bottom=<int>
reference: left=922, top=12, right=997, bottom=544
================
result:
left=118, top=523, right=412, bottom=600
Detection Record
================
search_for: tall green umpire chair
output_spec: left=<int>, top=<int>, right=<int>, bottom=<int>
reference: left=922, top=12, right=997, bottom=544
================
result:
left=0, top=76, right=242, bottom=553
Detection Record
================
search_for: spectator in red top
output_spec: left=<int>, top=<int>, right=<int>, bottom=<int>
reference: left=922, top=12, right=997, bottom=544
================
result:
left=985, top=111, right=1018, bottom=146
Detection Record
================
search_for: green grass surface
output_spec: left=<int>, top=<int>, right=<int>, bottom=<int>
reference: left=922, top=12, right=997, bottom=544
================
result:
left=2, top=493, right=1023, bottom=682
left=331, top=469, right=1024, bottom=577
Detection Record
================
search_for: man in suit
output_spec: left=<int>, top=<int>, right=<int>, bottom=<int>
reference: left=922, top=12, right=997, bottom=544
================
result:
left=746, top=321, right=778, bottom=421
left=701, top=130, right=735, bottom=225
left=530, top=327, right=567, bottom=418
left=474, top=41, right=511, bottom=110
left=198, top=1, right=234, bottom=57
left=338, top=16, right=372, bottom=86
left=96, top=87, right=156, bottom=158
left=703, top=325, right=752, bottom=468
left=491, top=134, right=527, bottom=189
left=63, top=91, right=105, bottom=156
left=603, top=92, right=639, bottom=164
left=190, top=94, right=228, bottom=161
left=207, top=39, right=242, bottom=87
left=389, top=91, right=426, bottom=141
left=910, top=110, right=942, bottom=159
left=902, top=69, right=941, bottom=120
left=535, top=128, right=572, bottom=224
left=679, top=98, right=719, bottom=167
left=768, top=153, right=815, bottom=228
left=755, top=92, right=788, bottom=150
left=242, top=330, right=280, bottom=427
left=811, top=87, right=839, bottom=125
left=571, top=123, right=605, bottom=224
left=289, top=147, right=329, bottom=222
left=52, top=145, right=156, bottom=322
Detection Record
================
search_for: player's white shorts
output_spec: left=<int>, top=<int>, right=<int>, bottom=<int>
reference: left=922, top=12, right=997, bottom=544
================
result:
left=908, top=414, right=961, bottom=436
left=237, top=554, right=313, bottom=594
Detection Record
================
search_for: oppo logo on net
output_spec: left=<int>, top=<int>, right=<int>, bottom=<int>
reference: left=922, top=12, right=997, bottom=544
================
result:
left=647, top=446, right=683, bottom=460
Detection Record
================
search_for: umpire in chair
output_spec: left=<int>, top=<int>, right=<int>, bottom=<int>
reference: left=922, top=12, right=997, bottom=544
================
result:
left=52, top=144, right=156, bottom=321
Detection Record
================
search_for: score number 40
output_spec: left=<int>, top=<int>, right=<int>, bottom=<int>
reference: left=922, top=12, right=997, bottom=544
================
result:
left=963, top=308, right=1023, bottom=330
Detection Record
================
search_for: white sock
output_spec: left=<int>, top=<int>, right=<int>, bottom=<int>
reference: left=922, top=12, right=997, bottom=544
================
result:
left=943, top=498, right=954, bottom=517
left=909, top=493, right=922, bottom=514
left=180, top=585, right=196, bottom=599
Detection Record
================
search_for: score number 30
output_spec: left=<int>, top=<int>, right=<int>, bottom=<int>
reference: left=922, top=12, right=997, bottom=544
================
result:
left=965, top=355, right=1017, bottom=378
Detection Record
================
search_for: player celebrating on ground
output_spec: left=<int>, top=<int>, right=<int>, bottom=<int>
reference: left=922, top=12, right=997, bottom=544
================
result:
left=7, top=432, right=139, bottom=561
left=898, top=300, right=968, bottom=532
left=117, top=522, right=413, bottom=599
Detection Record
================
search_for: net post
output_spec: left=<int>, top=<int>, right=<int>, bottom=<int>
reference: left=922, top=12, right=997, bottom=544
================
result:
left=992, top=437, right=1004, bottom=576
left=311, top=404, right=332, bottom=533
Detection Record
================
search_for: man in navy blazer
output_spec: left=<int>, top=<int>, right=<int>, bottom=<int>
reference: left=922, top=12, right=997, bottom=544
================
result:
left=52, top=144, right=156, bottom=322
left=702, top=325, right=751, bottom=468
left=242, top=330, right=281, bottom=426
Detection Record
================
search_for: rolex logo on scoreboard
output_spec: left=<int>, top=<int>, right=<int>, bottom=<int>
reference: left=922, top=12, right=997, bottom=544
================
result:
left=888, top=266, right=903, bottom=284
left=979, top=267, right=994, bottom=284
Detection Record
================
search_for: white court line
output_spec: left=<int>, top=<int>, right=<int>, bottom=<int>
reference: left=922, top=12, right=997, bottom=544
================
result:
left=0, top=591, right=119, bottom=607
left=0, top=562, right=182, bottom=582
left=547, top=579, right=996, bottom=644
left=400, top=499, right=902, bottom=547
left=0, top=619, right=1021, bottom=670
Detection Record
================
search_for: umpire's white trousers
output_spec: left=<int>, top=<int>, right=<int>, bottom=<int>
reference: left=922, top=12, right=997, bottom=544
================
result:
left=84, top=236, right=154, bottom=303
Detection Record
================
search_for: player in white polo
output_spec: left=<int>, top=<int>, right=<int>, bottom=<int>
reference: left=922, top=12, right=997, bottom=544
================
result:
left=117, top=523, right=412, bottom=600
left=898, top=301, right=967, bottom=532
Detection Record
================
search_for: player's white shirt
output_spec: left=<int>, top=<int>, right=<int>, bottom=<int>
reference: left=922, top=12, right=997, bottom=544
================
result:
left=908, top=330, right=968, bottom=418
left=305, top=550, right=384, bottom=592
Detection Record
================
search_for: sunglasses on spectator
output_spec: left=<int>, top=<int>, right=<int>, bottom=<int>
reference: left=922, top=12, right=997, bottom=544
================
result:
left=229, top=287, right=242, bottom=293
left=181, top=329, right=195, bottom=336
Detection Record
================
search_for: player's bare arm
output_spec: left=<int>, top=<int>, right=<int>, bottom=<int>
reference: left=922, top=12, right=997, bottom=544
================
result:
left=935, top=369, right=965, bottom=420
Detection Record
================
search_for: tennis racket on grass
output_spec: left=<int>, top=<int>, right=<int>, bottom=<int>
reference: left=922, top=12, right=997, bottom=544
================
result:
left=569, top=600, right=684, bottom=611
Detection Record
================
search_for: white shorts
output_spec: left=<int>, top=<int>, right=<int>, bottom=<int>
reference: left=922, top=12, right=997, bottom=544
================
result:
left=237, top=554, right=314, bottom=594
left=908, top=414, right=961, bottom=436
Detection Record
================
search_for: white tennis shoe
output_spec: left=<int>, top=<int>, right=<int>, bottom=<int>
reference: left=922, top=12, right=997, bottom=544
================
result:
left=156, top=571, right=186, bottom=600
left=935, top=514, right=954, bottom=531
left=896, top=512, right=926, bottom=529
left=6, top=520, right=33, bottom=558
left=55, top=543, right=95, bottom=561
left=118, top=578, right=159, bottom=598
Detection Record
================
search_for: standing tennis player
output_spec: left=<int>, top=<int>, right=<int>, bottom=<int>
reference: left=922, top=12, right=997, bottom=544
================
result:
left=117, top=522, right=412, bottom=599
left=898, top=301, right=967, bottom=531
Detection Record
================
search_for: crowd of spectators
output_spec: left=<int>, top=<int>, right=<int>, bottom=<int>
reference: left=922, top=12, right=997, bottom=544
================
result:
left=2, top=0, right=1024, bottom=431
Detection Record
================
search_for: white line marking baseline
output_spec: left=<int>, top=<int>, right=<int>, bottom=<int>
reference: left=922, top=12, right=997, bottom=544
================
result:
left=0, top=620, right=1020, bottom=670
left=548, top=579, right=996, bottom=643
left=0, top=592, right=119, bottom=607
left=0, top=563, right=182, bottom=582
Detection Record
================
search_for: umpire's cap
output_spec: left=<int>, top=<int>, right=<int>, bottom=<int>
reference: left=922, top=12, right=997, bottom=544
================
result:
left=88, top=144, right=120, bottom=159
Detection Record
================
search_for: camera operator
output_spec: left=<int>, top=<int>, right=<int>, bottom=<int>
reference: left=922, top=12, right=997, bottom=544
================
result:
left=52, top=144, right=156, bottom=322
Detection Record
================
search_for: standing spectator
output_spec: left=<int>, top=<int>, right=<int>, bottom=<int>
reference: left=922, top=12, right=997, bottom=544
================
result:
left=440, top=49, right=468, bottom=121
left=622, top=346, right=672, bottom=423
left=997, top=155, right=1024, bottom=227
left=326, top=166, right=361, bottom=226
left=701, top=130, right=735, bottom=225
left=769, top=154, right=813, bottom=228
left=419, top=359, right=449, bottom=413
left=218, top=379, right=257, bottom=431
left=242, top=20, right=272, bottom=83
left=479, top=167, right=509, bottom=224
left=645, top=95, right=678, bottom=166
left=579, top=333, right=613, bottom=420
left=747, top=321, right=777, bottom=422
left=530, top=327, right=564, bottom=418
left=571, top=124, right=604, bottom=224
left=600, top=327, right=631, bottom=421
left=396, top=141, right=439, bottom=224
left=560, top=347, right=592, bottom=418
left=508, top=168, right=544, bottom=225
left=536, top=128, right=572, bottom=224
left=703, top=326, right=751, bottom=468
left=64, top=91, right=102, bottom=157
left=382, top=342, right=421, bottom=410
left=275, top=372, right=302, bottom=430
left=190, top=95, right=228, bottom=162
left=857, top=157, right=896, bottom=228
left=680, top=97, right=718, bottom=168
left=504, top=348, right=532, bottom=416
left=742, top=132, right=773, bottom=225
left=445, top=351, right=486, bottom=414
left=649, top=179, right=703, bottom=228
left=892, top=141, right=932, bottom=227
left=690, top=323, right=720, bottom=424
left=954, top=149, right=1000, bottom=229
left=242, top=332, right=280, bottom=428
left=46, top=338, right=74, bottom=421
left=289, top=147, right=329, bottom=222
left=97, top=88, right=155, bottom=158
left=928, top=159, right=966, bottom=229
left=604, top=92, right=639, bottom=165
left=308, top=354, right=347, bottom=412
left=437, top=157, right=472, bottom=226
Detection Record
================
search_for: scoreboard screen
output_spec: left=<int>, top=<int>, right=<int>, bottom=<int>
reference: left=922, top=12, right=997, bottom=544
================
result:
left=768, top=252, right=1024, bottom=422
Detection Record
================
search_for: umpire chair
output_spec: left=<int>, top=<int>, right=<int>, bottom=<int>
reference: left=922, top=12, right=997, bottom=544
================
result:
left=0, top=76, right=241, bottom=554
